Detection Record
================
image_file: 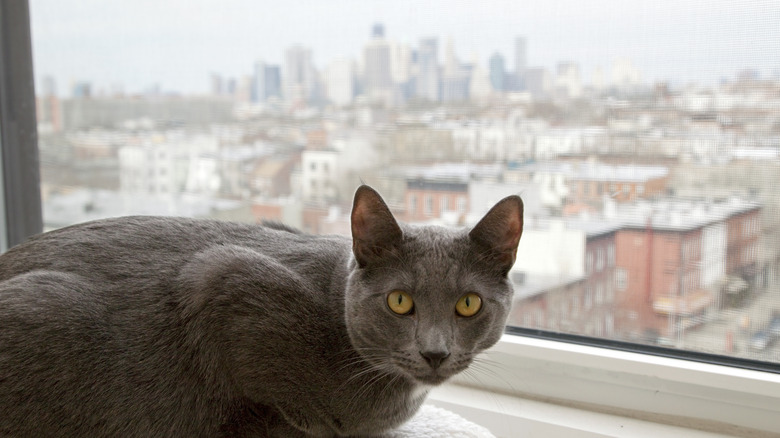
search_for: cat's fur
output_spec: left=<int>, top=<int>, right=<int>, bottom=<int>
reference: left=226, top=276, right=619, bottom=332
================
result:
left=0, top=185, right=523, bottom=437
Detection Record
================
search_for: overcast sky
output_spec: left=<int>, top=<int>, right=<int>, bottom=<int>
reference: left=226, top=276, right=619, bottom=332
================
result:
left=30, top=0, right=780, bottom=96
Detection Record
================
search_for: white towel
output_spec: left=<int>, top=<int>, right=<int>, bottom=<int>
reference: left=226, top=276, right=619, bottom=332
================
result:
left=383, top=405, right=496, bottom=438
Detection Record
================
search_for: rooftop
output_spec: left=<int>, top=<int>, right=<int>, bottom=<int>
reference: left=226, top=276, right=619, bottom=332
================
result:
left=42, top=189, right=247, bottom=231
left=510, top=272, right=585, bottom=301
left=522, top=161, right=669, bottom=183
left=609, top=197, right=761, bottom=231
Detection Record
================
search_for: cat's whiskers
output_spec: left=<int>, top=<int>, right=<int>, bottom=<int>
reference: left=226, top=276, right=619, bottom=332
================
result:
left=461, top=367, right=486, bottom=389
left=341, top=361, right=388, bottom=386
left=459, top=367, right=510, bottom=413
left=475, top=351, right=518, bottom=377
left=331, top=347, right=386, bottom=373
left=461, top=363, right=512, bottom=414
left=333, top=359, right=379, bottom=379
left=342, top=362, right=398, bottom=413
left=469, top=354, right=520, bottom=395
left=375, top=372, right=403, bottom=407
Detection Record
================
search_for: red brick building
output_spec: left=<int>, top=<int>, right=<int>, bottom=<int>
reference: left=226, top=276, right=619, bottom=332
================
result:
left=727, top=209, right=761, bottom=282
left=613, top=200, right=761, bottom=342
left=507, top=199, right=762, bottom=344
left=404, top=179, right=469, bottom=223
left=526, top=161, right=669, bottom=209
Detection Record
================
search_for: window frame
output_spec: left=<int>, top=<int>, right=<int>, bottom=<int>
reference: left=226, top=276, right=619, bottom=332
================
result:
left=429, top=333, right=780, bottom=436
left=0, top=0, right=42, bottom=252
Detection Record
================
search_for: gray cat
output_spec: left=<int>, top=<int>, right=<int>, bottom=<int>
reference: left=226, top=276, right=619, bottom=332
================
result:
left=0, top=185, right=523, bottom=437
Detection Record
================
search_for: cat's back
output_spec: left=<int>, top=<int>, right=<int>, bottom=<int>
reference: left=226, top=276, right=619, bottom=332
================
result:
left=0, top=215, right=347, bottom=283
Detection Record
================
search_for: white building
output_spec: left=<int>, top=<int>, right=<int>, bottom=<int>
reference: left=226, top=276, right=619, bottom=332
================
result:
left=701, top=222, right=727, bottom=288
left=555, top=62, right=582, bottom=99
left=513, top=219, right=586, bottom=278
left=301, top=150, right=340, bottom=203
left=467, top=181, right=543, bottom=224
left=325, top=58, right=355, bottom=107
left=525, top=67, right=553, bottom=99
left=469, top=62, right=493, bottom=101
left=535, top=128, right=584, bottom=159
left=119, top=133, right=224, bottom=198
left=611, top=58, right=642, bottom=93
left=119, top=133, right=218, bottom=195
left=451, top=122, right=510, bottom=162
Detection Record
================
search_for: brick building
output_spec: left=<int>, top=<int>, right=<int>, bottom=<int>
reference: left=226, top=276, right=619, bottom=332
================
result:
left=507, top=198, right=761, bottom=344
left=404, top=179, right=469, bottom=223
left=567, top=163, right=669, bottom=204
left=612, top=198, right=762, bottom=342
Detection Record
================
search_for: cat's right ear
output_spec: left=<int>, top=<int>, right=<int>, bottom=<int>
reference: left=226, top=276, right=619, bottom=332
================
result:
left=469, top=195, right=524, bottom=276
left=351, top=185, right=403, bottom=268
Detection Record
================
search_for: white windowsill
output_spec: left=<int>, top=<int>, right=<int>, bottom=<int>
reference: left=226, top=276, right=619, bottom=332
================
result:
left=426, top=334, right=780, bottom=437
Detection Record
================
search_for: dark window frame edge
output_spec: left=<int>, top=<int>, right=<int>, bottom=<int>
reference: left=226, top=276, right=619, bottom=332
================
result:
left=506, top=325, right=780, bottom=375
left=0, top=0, right=43, bottom=252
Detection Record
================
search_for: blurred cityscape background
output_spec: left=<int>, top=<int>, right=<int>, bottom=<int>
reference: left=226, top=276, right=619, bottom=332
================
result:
left=31, top=10, right=780, bottom=364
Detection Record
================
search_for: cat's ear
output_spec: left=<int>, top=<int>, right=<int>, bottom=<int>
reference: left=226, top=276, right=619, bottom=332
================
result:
left=351, top=185, right=403, bottom=268
left=469, top=195, right=524, bottom=276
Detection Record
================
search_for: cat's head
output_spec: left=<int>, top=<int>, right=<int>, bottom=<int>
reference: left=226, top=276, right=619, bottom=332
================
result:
left=345, top=185, right=523, bottom=386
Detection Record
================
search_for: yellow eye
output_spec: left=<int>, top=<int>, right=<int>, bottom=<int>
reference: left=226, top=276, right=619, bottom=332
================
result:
left=387, top=290, right=414, bottom=315
left=455, top=293, right=482, bottom=317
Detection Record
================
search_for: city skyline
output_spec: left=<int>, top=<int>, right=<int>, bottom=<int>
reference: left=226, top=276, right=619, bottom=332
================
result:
left=31, top=0, right=780, bottom=96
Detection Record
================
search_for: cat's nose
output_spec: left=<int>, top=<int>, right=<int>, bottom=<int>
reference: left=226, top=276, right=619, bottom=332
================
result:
left=420, top=350, right=450, bottom=369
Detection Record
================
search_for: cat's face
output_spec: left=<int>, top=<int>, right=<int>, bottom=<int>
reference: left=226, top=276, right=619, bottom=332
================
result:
left=345, top=226, right=514, bottom=385
left=345, top=185, right=523, bottom=386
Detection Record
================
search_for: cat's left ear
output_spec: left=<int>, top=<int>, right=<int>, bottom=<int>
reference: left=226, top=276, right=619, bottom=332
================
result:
left=351, top=185, right=403, bottom=268
left=469, top=195, right=524, bottom=276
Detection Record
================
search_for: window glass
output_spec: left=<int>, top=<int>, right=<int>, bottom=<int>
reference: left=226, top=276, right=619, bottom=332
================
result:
left=30, top=0, right=780, bottom=366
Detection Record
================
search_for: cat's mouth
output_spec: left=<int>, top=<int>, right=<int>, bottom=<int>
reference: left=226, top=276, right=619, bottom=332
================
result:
left=405, top=363, right=462, bottom=385
left=389, top=354, right=471, bottom=386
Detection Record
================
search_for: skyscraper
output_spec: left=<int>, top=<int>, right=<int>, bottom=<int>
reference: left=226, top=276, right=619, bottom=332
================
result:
left=363, top=25, right=393, bottom=101
left=372, top=23, right=385, bottom=39
left=210, top=74, right=223, bottom=96
left=284, top=45, right=316, bottom=104
left=443, top=37, right=458, bottom=78
left=441, top=37, right=468, bottom=102
left=416, top=37, right=440, bottom=102
left=390, top=42, right=412, bottom=101
left=254, top=60, right=281, bottom=103
left=265, top=65, right=281, bottom=100
left=390, top=43, right=411, bottom=85
left=515, top=37, right=527, bottom=91
left=469, top=63, right=492, bottom=101
left=489, top=52, right=506, bottom=92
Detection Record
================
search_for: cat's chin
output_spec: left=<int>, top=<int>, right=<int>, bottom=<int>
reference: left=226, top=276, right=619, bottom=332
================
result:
left=412, top=373, right=451, bottom=386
